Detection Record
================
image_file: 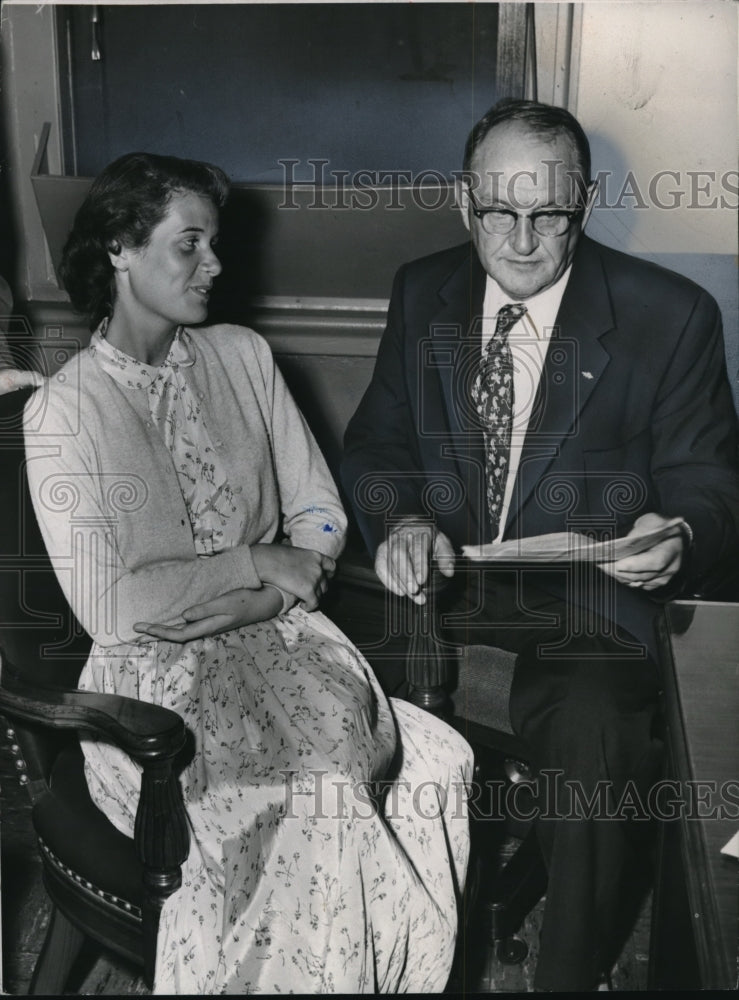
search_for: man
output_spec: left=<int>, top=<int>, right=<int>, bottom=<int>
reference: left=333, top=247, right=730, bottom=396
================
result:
left=341, top=100, right=739, bottom=990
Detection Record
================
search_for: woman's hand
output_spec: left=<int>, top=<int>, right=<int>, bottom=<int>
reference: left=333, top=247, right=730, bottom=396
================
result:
left=251, top=543, right=335, bottom=611
left=0, top=367, right=43, bottom=395
left=133, top=585, right=283, bottom=642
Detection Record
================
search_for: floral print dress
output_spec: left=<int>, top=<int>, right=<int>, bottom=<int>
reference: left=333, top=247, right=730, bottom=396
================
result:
left=78, top=328, right=472, bottom=994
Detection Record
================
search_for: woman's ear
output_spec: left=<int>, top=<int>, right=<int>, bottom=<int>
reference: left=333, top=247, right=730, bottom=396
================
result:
left=107, top=240, right=130, bottom=271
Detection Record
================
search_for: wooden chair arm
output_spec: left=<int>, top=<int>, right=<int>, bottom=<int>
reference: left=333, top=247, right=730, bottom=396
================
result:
left=336, top=545, right=385, bottom=592
left=0, top=656, right=190, bottom=981
left=0, top=664, right=186, bottom=762
left=335, top=551, right=455, bottom=717
left=404, top=569, right=455, bottom=716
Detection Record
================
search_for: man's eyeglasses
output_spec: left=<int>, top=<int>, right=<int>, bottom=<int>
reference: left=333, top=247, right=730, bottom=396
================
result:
left=466, top=190, right=585, bottom=237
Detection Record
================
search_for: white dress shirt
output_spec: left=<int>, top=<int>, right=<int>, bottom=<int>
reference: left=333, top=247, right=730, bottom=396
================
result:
left=480, top=266, right=573, bottom=541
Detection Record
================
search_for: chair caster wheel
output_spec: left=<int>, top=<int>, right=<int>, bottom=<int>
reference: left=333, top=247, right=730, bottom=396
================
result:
left=495, top=935, right=528, bottom=965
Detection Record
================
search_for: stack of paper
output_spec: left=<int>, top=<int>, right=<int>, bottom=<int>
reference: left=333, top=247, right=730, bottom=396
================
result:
left=462, top=517, right=688, bottom=564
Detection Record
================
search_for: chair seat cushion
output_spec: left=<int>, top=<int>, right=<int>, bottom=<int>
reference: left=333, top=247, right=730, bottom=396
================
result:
left=32, top=743, right=144, bottom=907
left=450, top=645, right=517, bottom=735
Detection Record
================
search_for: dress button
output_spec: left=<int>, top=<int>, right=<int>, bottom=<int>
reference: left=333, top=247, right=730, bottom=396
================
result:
left=234, top=486, right=242, bottom=494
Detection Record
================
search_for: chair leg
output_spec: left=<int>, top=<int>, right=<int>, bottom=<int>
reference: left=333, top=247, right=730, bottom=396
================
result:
left=29, top=904, right=86, bottom=995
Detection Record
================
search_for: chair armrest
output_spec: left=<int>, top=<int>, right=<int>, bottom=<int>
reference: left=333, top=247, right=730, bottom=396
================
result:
left=0, top=665, right=186, bottom=762
left=337, top=546, right=453, bottom=596
left=0, top=657, right=190, bottom=973
left=335, top=549, right=455, bottom=716
left=404, top=569, right=456, bottom=716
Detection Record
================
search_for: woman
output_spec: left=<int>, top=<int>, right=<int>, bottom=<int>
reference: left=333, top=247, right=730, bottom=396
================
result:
left=24, top=153, right=472, bottom=994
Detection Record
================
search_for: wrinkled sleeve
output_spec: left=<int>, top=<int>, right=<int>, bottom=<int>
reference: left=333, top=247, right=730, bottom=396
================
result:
left=251, top=335, right=347, bottom=560
left=650, top=291, right=739, bottom=588
left=24, top=389, right=262, bottom=647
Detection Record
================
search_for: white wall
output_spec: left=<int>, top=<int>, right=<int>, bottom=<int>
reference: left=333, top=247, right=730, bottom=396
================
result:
left=568, top=0, right=737, bottom=379
left=575, top=0, right=736, bottom=254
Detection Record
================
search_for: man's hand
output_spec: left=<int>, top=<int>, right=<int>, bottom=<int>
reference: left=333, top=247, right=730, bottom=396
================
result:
left=598, top=512, right=686, bottom=592
left=133, top=586, right=284, bottom=642
left=0, top=367, right=43, bottom=395
left=251, top=543, right=334, bottom=611
left=374, top=519, right=456, bottom=604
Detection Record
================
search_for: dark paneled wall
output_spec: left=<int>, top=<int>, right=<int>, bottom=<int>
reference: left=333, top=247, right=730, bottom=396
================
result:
left=61, top=3, right=499, bottom=182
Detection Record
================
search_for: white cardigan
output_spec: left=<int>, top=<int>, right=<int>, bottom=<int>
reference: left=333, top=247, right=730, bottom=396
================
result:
left=24, top=325, right=347, bottom=647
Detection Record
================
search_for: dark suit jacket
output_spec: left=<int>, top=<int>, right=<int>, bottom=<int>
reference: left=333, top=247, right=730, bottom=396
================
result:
left=341, top=237, right=739, bottom=653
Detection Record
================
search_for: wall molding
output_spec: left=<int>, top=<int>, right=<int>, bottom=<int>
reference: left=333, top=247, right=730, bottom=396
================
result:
left=22, top=299, right=384, bottom=377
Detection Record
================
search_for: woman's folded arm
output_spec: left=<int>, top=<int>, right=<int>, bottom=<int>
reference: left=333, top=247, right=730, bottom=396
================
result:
left=24, top=397, right=263, bottom=646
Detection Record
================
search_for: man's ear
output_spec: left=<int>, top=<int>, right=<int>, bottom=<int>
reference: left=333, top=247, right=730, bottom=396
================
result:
left=455, top=177, right=471, bottom=234
left=580, top=180, right=599, bottom=230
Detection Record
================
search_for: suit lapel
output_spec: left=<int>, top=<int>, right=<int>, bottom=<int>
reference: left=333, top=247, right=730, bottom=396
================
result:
left=432, top=249, right=486, bottom=434
left=505, top=238, right=615, bottom=535
left=427, top=247, right=489, bottom=541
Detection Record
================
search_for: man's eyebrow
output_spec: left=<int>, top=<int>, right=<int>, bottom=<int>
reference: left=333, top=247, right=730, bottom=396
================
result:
left=177, top=225, right=205, bottom=233
left=482, top=200, right=572, bottom=211
left=474, top=198, right=515, bottom=209
left=532, top=203, right=575, bottom=211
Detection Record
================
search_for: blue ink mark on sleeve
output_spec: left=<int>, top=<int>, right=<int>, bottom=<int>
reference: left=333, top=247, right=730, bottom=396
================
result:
left=322, top=523, right=337, bottom=533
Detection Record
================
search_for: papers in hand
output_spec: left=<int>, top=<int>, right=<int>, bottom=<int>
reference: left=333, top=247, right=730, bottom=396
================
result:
left=462, top=517, right=688, bottom=564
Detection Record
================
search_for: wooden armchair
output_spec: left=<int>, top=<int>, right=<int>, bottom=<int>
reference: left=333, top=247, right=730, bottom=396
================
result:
left=0, top=387, right=190, bottom=992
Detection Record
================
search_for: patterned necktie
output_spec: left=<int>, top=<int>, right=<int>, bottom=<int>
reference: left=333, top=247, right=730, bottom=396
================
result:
left=471, top=302, right=527, bottom=537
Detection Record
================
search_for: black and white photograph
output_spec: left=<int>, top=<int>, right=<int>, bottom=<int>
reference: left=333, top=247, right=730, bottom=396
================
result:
left=0, top=0, right=737, bottom=994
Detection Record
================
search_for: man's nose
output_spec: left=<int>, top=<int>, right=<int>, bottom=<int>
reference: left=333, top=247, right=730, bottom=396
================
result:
left=508, top=215, right=538, bottom=256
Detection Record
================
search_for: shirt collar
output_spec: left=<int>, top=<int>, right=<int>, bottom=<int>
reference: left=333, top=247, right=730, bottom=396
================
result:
left=483, top=264, right=573, bottom=339
left=89, top=320, right=196, bottom=391
left=91, top=319, right=195, bottom=373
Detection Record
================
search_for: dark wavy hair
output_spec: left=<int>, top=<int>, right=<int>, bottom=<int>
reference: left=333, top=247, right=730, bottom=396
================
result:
left=463, top=98, right=591, bottom=185
left=59, top=152, right=230, bottom=330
